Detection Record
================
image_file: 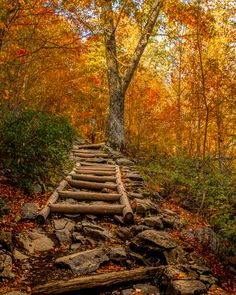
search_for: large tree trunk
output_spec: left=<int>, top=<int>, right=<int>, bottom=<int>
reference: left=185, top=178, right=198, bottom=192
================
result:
left=101, top=1, right=125, bottom=150
left=100, top=0, right=164, bottom=150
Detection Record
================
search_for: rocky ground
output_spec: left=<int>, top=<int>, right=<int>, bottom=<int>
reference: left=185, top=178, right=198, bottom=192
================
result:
left=0, top=143, right=235, bottom=295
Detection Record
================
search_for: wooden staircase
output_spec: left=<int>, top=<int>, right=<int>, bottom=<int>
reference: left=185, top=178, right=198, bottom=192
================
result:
left=37, top=143, right=133, bottom=223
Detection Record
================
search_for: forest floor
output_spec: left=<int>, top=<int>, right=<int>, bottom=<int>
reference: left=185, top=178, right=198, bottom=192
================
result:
left=0, top=146, right=235, bottom=295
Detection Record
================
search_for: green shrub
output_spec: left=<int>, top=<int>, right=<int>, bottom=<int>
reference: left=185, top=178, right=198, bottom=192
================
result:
left=0, top=110, right=76, bottom=193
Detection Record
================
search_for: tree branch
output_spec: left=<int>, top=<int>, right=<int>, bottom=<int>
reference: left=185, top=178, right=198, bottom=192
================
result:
left=121, top=0, right=164, bottom=94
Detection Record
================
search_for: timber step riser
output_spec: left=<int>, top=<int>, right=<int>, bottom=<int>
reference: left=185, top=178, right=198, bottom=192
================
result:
left=37, top=143, right=134, bottom=223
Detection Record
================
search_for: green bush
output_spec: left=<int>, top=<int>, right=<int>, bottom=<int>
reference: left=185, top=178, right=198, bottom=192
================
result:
left=0, top=110, right=76, bottom=193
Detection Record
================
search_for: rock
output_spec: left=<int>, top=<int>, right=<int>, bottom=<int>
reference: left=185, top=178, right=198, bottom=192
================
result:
left=13, top=249, right=28, bottom=261
left=114, top=215, right=124, bottom=224
left=166, top=280, right=207, bottom=295
left=142, top=216, right=164, bottom=230
left=54, top=219, right=75, bottom=245
left=82, top=222, right=113, bottom=241
left=135, top=198, right=160, bottom=214
left=70, top=243, right=81, bottom=251
left=126, top=173, right=143, bottom=180
left=0, top=231, right=13, bottom=252
left=21, top=203, right=39, bottom=220
left=16, top=230, right=54, bottom=253
left=164, top=246, right=188, bottom=265
left=183, top=227, right=219, bottom=253
left=162, top=265, right=197, bottom=281
left=131, top=230, right=177, bottom=252
left=55, top=248, right=109, bottom=274
left=162, top=215, right=184, bottom=230
left=130, top=225, right=151, bottom=235
left=116, top=158, right=134, bottom=166
left=109, top=247, right=127, bottom=262
left=0, top=252, right=14, bottom=278
left=121, top=284, right=160, bottom=295
left=86, top=214, right=97, bottom=221
left=116, top=227, right=133, bottom=240
left=129, top=192, right=144, bottom=199
left=72, top=232, right=86, bottom=244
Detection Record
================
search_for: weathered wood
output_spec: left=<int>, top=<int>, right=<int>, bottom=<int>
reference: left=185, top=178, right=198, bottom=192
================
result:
left=50, top=204, right=124, bottom=214
left=72, top=149, right=102, bottom=154
left=75, top=169, right=116, bottom=176
left=68, top=179, right=117, bottom=190
left=115, top=165, right=134, bottom=222
left=59, top=191, right=121, bottom=201
left=36, top=173, right=74, bottom=223
left=78, top=143, right=105, bottom=149
left=71, top=174, right=116, bottom=183
left=78, top=157, right=108, bottom=163
left=74, top=153, right=109, bottom=158
left=32, top=267, right=160, bottom=295
left=79, top=162, right=116, bottom=168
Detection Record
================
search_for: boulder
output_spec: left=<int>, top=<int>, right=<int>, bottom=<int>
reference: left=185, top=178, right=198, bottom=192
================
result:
left=142, top=216, right=164, bottom=230
left=131, top=230, right=177, bottom=252
left=135, top=199, right=160, bottom=214
left=21, top=203, right=39, bottom=220
left=126, top=173, right=143, bottom=180
left=55, top=248, right=109, bottom=274
left=82, top=222, right=113, bottom=241
left=183, top=227, right=219, bottom=253
left=166, top=280, right=207, bottom=295
left=164, top=247, right=188, bottom=265
left=162, top=215, right=185, bottom=230
left=16, top=230, right=54, bottom=253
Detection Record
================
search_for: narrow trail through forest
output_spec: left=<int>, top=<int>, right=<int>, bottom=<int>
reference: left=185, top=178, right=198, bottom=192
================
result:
left=1, top=140, right=230, bottom=295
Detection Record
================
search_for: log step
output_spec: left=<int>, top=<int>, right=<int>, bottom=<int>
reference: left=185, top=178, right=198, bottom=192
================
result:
left=68, top=179, right=117, bottom=190
left=50, top=204, right=124, bottom=214
left=78, top=143, right=105, bottom=149
left=75, top=169, right=116, bottom=176
left=74, top=153, right=109, bottom=158
left=77, top=158, right=108, bottom=163
left=58, top=191, right=121, bottom=201
left=71, top=174, right=116, bottom=183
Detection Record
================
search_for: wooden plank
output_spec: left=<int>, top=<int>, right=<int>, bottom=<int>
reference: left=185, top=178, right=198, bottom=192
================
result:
left=58, top=191, right=121, bottom=201
left=50, top=204, right=124, bottom=214
left=32, top=267, right=161, bottom=295
left=71, top=174, right=116, bottom=183
left=77, top=158, right=108, bottom=163
left=67, top=179, right=117, bottom=190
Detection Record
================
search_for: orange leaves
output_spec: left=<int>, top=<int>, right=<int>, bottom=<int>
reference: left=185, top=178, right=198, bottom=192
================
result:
left=96, top=261, right=126, bottom=274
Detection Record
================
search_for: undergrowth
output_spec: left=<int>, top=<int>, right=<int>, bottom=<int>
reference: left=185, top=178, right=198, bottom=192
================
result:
left=0, top=110, right=76, bottom=194
left=137, top=156, right=236, bottom=258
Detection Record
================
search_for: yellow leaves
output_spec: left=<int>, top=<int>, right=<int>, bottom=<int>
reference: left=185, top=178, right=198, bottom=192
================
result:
left=3, top=90, right=10, bottom=100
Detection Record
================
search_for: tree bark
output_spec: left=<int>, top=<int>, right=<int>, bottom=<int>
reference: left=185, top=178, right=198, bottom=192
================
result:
left=32, top=267, right=161, bottom=295
left=101, top=0, right=164, bottom=150
left=67, top=179, right=117, bottom=190
left=59, top=191, right=121, bottom=201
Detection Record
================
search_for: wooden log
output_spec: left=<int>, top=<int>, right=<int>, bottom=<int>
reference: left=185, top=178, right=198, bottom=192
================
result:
left=71, top=174, right=116, bottom=183
left=72, top=149, right=103, bottom=154
left=115, top=165, right=134, bottom=222
left=32, top=267, right=161, bottom=295
left=58, top=191, right=121, bottom=201
left=50, top=204, right=124, bottom=214
left=74, top=153, right=109, bottom=158
left=78, top=143, right=105, bottom=149
left=75, top=169, right=116, bottom=176
left=79, top=162, right=115, bottom=168
left=67, top=179, right=117, bottom=190
left=36, top=171, right=75, bottom=223
left=78, top=157, right=108, bottom=163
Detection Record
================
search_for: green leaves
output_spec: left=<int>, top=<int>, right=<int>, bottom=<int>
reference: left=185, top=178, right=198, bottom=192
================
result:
left=0, top=110, right=76, bottom=194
